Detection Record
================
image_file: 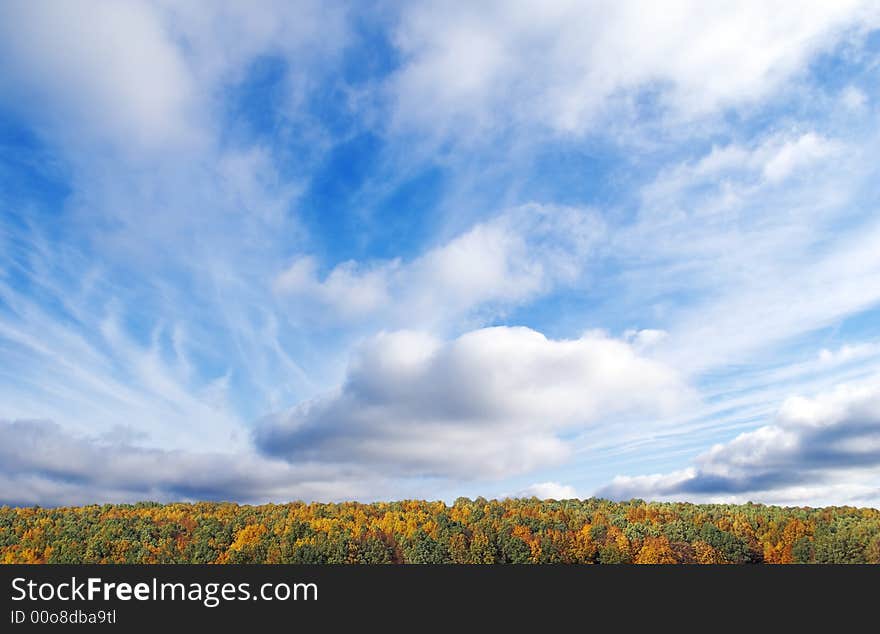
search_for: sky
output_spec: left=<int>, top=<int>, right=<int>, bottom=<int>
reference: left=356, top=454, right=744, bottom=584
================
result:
left=2, top=1, right=880, bottom=508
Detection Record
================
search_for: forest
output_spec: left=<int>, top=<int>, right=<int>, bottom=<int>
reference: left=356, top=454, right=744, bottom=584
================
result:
left=2, top=498, right=879, bottom=564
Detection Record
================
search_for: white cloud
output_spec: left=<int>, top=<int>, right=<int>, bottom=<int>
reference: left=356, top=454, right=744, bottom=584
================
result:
left=0, top=2, right=346, bottom=472
left=597, top=381, right=880, bottom=506
left=0, top=293, right=245, bottom=452
left=3, top=1, right=880, bottom=511
left=643, top=132, right=842, bottom=206
left=0, top=1, right=348, bottom=153
left=818, top=343, right=880, bottom=365
left=612, top=124, right=879, bottom=375
left=155, top=0, right=346, bottom=87
left=274, top=256, right=394, bottom=319
left=516, top=482, right=579, bottom=499
left=0, top=0, right=197, bottom=151
left=254, top=325, right=690, bottom=479
left=841, top=85, right=868, bottom=110
left=761, top=133, right=839, bottom=183
left=274, top=204, right=604, bottom=328
left=660, top=217, right=880, bottom=372
left=390, top=1, right=878, bottom=138
left=624, top=328, right=669, bottom=351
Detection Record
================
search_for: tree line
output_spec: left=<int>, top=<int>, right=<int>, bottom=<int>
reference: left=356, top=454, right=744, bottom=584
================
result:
left=2, top=498, right=879, bottom=564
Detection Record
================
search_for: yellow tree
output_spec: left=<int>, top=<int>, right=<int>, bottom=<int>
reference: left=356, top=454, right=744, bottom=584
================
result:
left=635, top=536, right=677, bottom=564
left=694, top=541, right=725, bottom=564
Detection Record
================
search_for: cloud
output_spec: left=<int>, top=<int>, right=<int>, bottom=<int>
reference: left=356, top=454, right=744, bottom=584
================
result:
left=389, top=1, right=878, bottom=138
left=610, top=124, right=880, bottom=375
left=0, top=230, right=270, bottom=452
left=0, top=0, right=197, bottom=151
left=0, top=4, right=344, bottom=442
left=254, top=326, right=689, bottom=479
left=274, top=256, right=395, bottom=321
left=3, top=2, right=880, bottom=511
left=840, top=85, right=868, bottom=111
left=0, top=1, right=349, bottom=153
left=274, top=204, right=604, bottom=328
left=761, top=133, right=840, bottom=183
left=624, top=329, right=669, bottom=351
left=597, top=382, right=880, bottom=506
left=0, top=419, right=372, bottom=507
left=0, top=324, right=688, bottom=506
left=642, top=131, right=842, bottom=207
left=818, top=343, right=880, bottom=365
left=155, top=0, right=347, bottom=87
left=516, top=482, right=578, bottom=499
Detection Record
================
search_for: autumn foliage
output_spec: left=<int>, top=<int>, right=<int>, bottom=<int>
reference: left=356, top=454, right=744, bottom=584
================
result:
left=1, top=498, right=879, bottom=564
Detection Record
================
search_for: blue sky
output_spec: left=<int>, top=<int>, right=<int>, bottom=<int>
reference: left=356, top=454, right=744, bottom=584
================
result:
left=2, top=1, right=880, bottom=507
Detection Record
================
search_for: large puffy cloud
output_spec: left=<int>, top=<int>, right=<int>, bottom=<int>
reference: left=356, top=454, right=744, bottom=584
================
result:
left=390, top=1, right=879, bottom=137
left=255, top=326, right=689, bottom=479
left=598, top=382, right=880, bottom=506
left=0, top=419, right=374, bottom=507
left=274, top=204, right=603, bottom=327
